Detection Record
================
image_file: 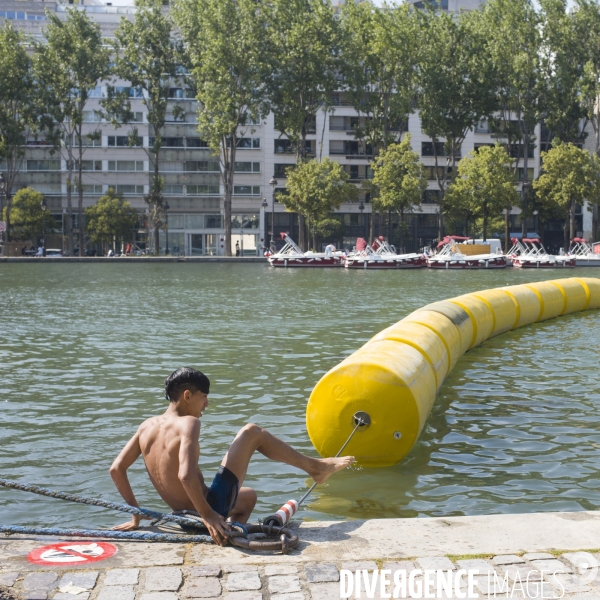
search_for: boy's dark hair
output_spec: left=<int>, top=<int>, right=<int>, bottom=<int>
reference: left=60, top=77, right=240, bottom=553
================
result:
left=164, top=367, right=210, bottom=402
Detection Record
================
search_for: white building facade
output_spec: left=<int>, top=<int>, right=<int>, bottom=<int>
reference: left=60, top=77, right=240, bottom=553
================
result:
left=3, top=0, right=586, bottom=255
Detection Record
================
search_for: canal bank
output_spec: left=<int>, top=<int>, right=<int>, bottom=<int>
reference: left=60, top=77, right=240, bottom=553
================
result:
left=0, top=256, right=266, bottom=263
left=2, top=512, right=600, bottom=599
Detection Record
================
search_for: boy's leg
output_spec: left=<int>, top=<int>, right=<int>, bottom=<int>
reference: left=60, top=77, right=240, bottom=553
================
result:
left=220, top=423, right=354, bottom=487
left=228, top=487, right=256, bottom=524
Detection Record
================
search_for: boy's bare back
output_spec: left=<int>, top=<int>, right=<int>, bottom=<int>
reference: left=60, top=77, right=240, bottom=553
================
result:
left=136, top=413, right=207, bottom=512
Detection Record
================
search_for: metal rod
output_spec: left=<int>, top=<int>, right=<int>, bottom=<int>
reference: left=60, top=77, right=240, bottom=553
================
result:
left=297, top=414, right=367, bottom=507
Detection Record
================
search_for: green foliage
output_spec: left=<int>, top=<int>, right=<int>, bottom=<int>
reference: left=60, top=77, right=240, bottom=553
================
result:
left=85, top=189, right=138, bottom=246
left=534, top=141, right=600, bottom=211
left=173, top=0, right=269, bottom=255
left=33, top=7, right=110, bottom=255
left=266, top=0, right=342, bottom=158
left=315, top=217, right=345, bottom=243
left=283, top=158, right=357, bottom=223
left=446, top=144, right=518, bottom=240
left=340, top=2, right=420, bottom=154
left=4, top=188, right=53, bottom=242
left=370, top=135, right=427, bottom=216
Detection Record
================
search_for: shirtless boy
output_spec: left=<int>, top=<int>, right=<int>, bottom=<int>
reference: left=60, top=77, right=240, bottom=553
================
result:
left=110, top=367, right=354, bottom=545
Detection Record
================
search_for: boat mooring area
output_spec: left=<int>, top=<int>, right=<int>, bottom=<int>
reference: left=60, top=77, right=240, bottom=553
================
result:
left=2, top=511, right=600, bottom=599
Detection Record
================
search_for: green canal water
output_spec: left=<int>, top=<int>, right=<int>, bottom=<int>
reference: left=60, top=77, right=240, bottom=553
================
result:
left=1, top=263, right=600, bottom=529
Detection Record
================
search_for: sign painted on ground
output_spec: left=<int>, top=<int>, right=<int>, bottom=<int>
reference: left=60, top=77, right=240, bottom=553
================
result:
left=27, top=541, right=118, bottom=565
left=0, top=221, right=5, bottom=232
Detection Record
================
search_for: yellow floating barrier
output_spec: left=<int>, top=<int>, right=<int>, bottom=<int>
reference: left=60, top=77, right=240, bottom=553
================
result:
left=306, top=277, right=600, bottom=467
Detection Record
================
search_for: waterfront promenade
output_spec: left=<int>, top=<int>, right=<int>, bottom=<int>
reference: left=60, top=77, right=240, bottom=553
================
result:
left=2, top=511, right=600, bottom=600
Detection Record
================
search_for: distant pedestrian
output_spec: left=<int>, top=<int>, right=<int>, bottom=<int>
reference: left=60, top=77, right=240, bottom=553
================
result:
left=21, top=246, right=26, bottom=256
left=235, top=241, right=240, bottom=257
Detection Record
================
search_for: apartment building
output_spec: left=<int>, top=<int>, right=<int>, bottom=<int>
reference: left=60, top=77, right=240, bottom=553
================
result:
left=1, top=0, right=589, bottom=255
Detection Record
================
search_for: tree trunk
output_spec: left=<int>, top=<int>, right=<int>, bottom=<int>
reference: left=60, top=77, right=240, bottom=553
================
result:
left=298, top=214, right=307, bottom=251
left=387, top=209, right=392, bottom=241
left=521, top=136, right=530, bottom=239
left=504, top=205, right=510, bottom=253
left=222, top=139, right=236, bottom=257
left=5, top=193, right=12, bottom=242
left=368, top=208, right=373, bottom=244
left=77, top=131, right=85, bottom=257
left=569, top=198, right=576, bottom=244
left=483, top=211, right=487, bottom=242
left=399, top=208, right=404, bottom=252
left=564, top=208, right=570, bottom=252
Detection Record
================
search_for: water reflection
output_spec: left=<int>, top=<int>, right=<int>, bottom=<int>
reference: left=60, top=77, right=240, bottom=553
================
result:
left=0, top=264, right=599, bottom=528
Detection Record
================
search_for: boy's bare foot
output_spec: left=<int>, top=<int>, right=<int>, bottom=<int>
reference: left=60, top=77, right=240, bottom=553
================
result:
left=311, top=456, right=355, bottom=484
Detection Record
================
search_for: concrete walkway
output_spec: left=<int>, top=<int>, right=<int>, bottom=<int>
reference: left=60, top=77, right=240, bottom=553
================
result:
left=2, top=511, right=600, bottom=600
left=0, top=257, right=266, bottom=264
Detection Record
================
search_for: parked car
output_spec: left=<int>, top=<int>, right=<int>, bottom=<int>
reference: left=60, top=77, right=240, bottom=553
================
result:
left=45, top=249, right=63, bottom=257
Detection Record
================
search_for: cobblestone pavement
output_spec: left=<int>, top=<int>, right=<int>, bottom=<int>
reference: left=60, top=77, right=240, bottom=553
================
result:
left=3, top=551, right=600, bottom=600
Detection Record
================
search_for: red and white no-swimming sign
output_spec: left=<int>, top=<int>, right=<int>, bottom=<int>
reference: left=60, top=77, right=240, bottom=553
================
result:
left=28, top=541, right=118, bottom=565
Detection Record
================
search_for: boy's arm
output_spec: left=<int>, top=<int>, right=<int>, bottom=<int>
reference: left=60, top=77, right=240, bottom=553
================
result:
left=178, top=419, right=230, bottom=546
left=109, top=428, right=146, bottom=531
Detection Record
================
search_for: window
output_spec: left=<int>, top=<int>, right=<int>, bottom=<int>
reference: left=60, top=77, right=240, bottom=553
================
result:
left=107, top=160, right=144, bottom=172
left=234, top=162, right=260, bottom=173
left=186, top=138, right=208, bottom=148
left=107, top=184, right=145, bottom=194
left=274, top=163, right=294, bottom=178
left=82, top=111, right=103, bottom=123
left=89, top=86, right=103, bottom=98
left=115, top=86, right=143, bottom=98
left=236, top=137, right=260, bottom=149
left=164, top=137, right=184, bottom=147
left=83, top=134, right=102, bottom=147
left=130, top=112, right=144, bottom=123
left=185, top=160, right=219, bottom=172
left=78, top=184, right=103, bottom=194
left=168, top=88, right=184, bottom=99
left=205, top=215, right=223, bottom=228
left=108, top=136, right=142, bottom=147
left=231, top=215, right=259, bottom=229
left=243, top=114, right=261, bottom=126
left=164, top=184, right=183, bottom=195
left=186, top=185, right=220, bottom=195
left=27, top=160, right=60, bottom=171
left=275, top=139, right=294, bottom=154
left=233, top=185, right=261, bottom=196
left=421, top=142, right=460, bottom=158
left=79, top=160, right=102, bottom=171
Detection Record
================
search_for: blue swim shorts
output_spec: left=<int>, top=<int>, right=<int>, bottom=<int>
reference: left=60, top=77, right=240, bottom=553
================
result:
left=206, top=465, right=239, bottom=518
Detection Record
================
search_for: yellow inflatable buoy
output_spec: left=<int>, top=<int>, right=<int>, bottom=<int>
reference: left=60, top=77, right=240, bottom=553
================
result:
left=306, top=277, right=600, bottom=467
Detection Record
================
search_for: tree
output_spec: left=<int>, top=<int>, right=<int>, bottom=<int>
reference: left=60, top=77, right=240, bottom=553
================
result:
left=34, top=9, right=110, bottom=257
left=4, top=188, right=53, bottom=242
left=282, top=158, right=357, bottom=249
left=174, top=0, right=269, bottom=257
left=533, top=141, right=600, bottom=249
left=0, top=23, right=37, bottom=242
left=107, top=0, right=182, bottom=255
left=482, top=0, right=544, bottom=245
left=266, top=0, right=342, bottom=250
left=340, top=1, right=421, bottom=243
left=539, top=0, right=587, bottom=145
left=446, top=144, right=519, bottom=241
left=417, top=7, right=497, bottom=242
left=315, top=216, right=345, bottom=248
left=369, top=136, right=427, bottom=251
left=85, top=188, right=138, bottom=253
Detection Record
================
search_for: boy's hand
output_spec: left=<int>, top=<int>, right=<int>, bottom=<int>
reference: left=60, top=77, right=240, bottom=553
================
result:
left=112, top=514, right=149, bottom=531
left=203, top=510, right=231, bottom=546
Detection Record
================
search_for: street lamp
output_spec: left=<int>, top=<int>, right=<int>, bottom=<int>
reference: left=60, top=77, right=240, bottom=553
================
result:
left=359, top=201, right=365, bottom=240
left=533, top=209, right=539, bottom=236
left=40, top=197, right=47, bottom=257
left=269, top=176, right=278, bottom=252
left=164, top=200, right=170, bottom=255
left=261, top=197, right=268, bottom=254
